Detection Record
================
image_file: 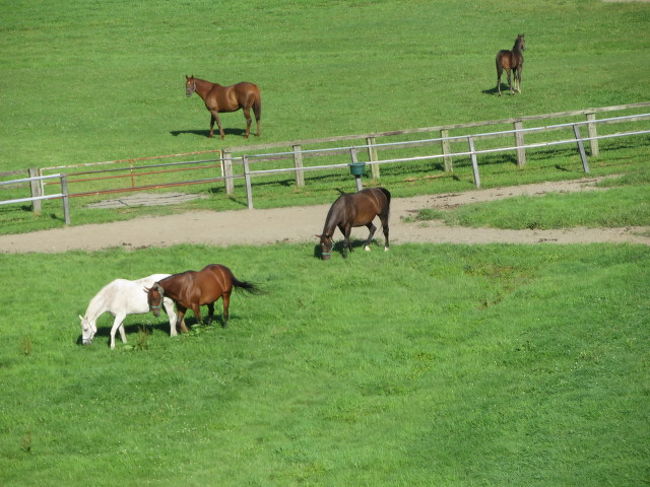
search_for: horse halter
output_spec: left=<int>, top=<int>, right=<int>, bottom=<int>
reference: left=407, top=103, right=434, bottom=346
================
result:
left=149, top=283, right=164, bottom=310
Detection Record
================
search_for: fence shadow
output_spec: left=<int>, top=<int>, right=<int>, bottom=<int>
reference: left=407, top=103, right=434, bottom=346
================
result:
left=170, top=128, right=246, bottom=138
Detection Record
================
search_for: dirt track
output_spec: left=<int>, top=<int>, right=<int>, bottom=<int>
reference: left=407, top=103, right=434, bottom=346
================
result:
left=1, top=178, right=648, bottom=254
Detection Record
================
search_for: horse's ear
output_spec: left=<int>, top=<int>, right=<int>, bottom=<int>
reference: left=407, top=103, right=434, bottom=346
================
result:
left=143, top=286, right=150, bottom=294
left=155, top=283, right=165, bottom=296
left=315, top=234, right=322, bottom=239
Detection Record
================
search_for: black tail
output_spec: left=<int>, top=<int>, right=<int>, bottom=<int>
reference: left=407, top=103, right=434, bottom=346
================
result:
left=378, top=187, right=391, bottom=205
left=232, top=277, right=264, bottom=295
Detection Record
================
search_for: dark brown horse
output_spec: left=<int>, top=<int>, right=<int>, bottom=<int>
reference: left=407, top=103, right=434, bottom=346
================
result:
left=317, top=187, right=391, bottom=260
left=146, top=264, right=260, bottom=332
left=496, top=34, right=525, bottom=96
left=185, top=75, right=262, bottom=139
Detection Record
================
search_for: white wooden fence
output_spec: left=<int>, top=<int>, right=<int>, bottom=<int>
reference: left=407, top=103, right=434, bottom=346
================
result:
left=0, top=174, right=71, bottom=224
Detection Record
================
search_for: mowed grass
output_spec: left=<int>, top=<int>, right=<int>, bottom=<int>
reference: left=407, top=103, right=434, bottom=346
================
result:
left=1, top=0, right=649, bottom=234
left=0, top=243, right=648, bottom=486
left=413, top=166, right=650, bottom=229
left=2, top=0, right=649, bottom=170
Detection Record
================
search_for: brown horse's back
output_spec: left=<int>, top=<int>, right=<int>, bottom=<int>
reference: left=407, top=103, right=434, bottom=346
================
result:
left=345, top=188, right=390, bottom=226
left=196, top=264, right=233, bottom=303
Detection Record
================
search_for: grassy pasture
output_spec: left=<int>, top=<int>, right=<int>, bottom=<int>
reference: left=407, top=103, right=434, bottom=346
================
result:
left=0, top=243, right=648, bottom=486
left=1, top=0, right=649, bottom=233
left=2, top=0, right=649, bottom=168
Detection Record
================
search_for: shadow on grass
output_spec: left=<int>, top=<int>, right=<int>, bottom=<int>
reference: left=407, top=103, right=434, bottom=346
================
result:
left=170, top=128, right=247, bottom=138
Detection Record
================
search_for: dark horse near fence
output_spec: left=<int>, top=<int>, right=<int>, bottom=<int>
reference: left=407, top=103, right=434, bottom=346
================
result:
left=496, top=34, right=525, bottom=96
left=185, top=75, right=262, bottom=139
left=146, top=264, right=261, bottom=332
left=317, top=187, right=391, bottom=260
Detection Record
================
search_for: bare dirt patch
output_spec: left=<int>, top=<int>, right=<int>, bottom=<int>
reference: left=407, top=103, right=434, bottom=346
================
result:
left=1, top=177, right=648, bottom=254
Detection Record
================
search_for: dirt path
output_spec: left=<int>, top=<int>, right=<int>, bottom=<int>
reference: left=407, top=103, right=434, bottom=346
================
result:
left=1, top=178, right=648, bottom=254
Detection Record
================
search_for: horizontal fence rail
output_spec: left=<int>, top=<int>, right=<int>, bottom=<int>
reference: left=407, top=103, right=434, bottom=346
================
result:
left=6, top=101, right=647, bottom=224
left=0, top=174, right=71, bottom=224
left=239, top=123, right=650, bottom=208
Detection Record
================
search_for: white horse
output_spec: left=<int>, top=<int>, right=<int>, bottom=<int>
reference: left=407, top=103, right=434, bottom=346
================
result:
left=79, top=274, right=177, bottom=349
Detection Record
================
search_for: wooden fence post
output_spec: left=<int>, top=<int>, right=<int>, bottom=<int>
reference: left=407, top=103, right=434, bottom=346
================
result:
left=222, top=150, right=234, bottom=195
left=467, top=137, right=480, bottom=188
left=293, top=145, right=305, bottom=187
left=441, top=129, right=453, bottom=172
left=242, top=155, right=254, bottom=209
left=28, top=168, right=42, bottom=214
left=573, top=125, right=590, bottom=173
left=366, top=136, right=380, bottom=180
left=60, top=174, right=71, bottom=225
left=514, top=121, right=526, bottom=167
left=586, top=113, right=599, bottom=157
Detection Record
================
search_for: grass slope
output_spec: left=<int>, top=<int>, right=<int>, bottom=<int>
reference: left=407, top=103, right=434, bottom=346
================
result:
left=2, top=0, right=649, bottom=169
left=0, top=243, right=648, bottom=485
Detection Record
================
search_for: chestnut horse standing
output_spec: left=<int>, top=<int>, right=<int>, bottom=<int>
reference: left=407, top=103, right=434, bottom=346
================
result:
left=496, top=34, right=525, bottom=96
left=185, top=75, right=262, bottom=139
left=317, top=187, right=391, bottom=260
left=147, top=264, right=261, bottom=332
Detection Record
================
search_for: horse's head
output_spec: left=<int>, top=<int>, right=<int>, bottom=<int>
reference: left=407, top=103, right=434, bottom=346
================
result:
left=317, top=234, right=334, bottom=260
left=146, top=283, right=165, bottom=317
left=185, top=75, right=196, bottom=97
left=517, top=34, right=526, bottom=51
left=79, top=314, right=97, bottom=345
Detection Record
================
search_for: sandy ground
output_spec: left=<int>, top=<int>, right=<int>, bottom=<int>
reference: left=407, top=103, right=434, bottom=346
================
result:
left=1, top=177, right=648, bottom=254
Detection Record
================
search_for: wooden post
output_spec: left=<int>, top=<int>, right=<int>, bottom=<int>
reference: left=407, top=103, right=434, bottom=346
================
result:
left=366, top=136, right=380, bottom=180
left=573, top=125, right=590, bottom=173
left=441, top=129, right=453, bottom=172
left=222, top=150, right=234, bottom=195
left=242, top=155, right=254, bottom=209
left=293, top=144, right=305, bottom=187
left=586, top=113, right=599, bottom=157
left=514, top=121, right=526, bottom=167
left=60, top=174, right=71, bottom=225
left=28, top=168, right=42, bottom=214
left=468, top=137, right=480, bottom=188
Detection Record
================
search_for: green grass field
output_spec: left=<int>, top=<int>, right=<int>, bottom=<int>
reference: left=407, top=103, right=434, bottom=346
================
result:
left=2, top=0, right=649, bottom=170
left=2, top=1, right=649, bottom=485
left=0, top=244, right=648, bottom=486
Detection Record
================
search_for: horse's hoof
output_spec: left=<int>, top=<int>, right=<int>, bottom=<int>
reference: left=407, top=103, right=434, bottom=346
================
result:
left=384, top=247, right=389, bottom=252
left=364, top=246, right=371, bottom=252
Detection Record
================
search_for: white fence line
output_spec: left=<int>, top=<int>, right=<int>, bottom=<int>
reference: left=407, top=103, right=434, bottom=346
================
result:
left=0, top=174, right=71, bottom=224
left=240, top=127, right=650, bottom=208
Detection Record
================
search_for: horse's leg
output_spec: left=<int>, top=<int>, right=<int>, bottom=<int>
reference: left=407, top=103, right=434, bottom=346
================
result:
left=177, top=306, right=189, bottom=333
left=210, top=110, right=225, bottom=139
left=221, top=292, right=231, bottom=327
left=110, top=313, right=127, bottom=349
left=363, top=222, right=377, bottom=251
left=341, top=223, right=353, bottom=256
left=507, top=69, right=513, bottom=94
left=496, top=61, right=503, bottom=96
left=216, top=112, right=225, bottom=139
left=242, top=107, right=252, bottom=139
left=206, top=302, right=214, bottom=325
left=516, top=66, right=523, bottom=93
left=253, top=100, right=262, bottom=137
left=163, top=299, right=177, bottom=337
left=209, top=114, right=216, bottom=138
left=191, top=303, right=203, bottom=326
left=380, top=215, right=390, bottom=251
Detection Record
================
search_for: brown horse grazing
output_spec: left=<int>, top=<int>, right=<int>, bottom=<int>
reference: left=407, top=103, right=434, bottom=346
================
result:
left=146, top=264, right=261, bottom=332
left=496, top=34, right=525, bottom=96
left=317, top=187, right=391, bottom=260
left=185, top=75, right=262, bottom=139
